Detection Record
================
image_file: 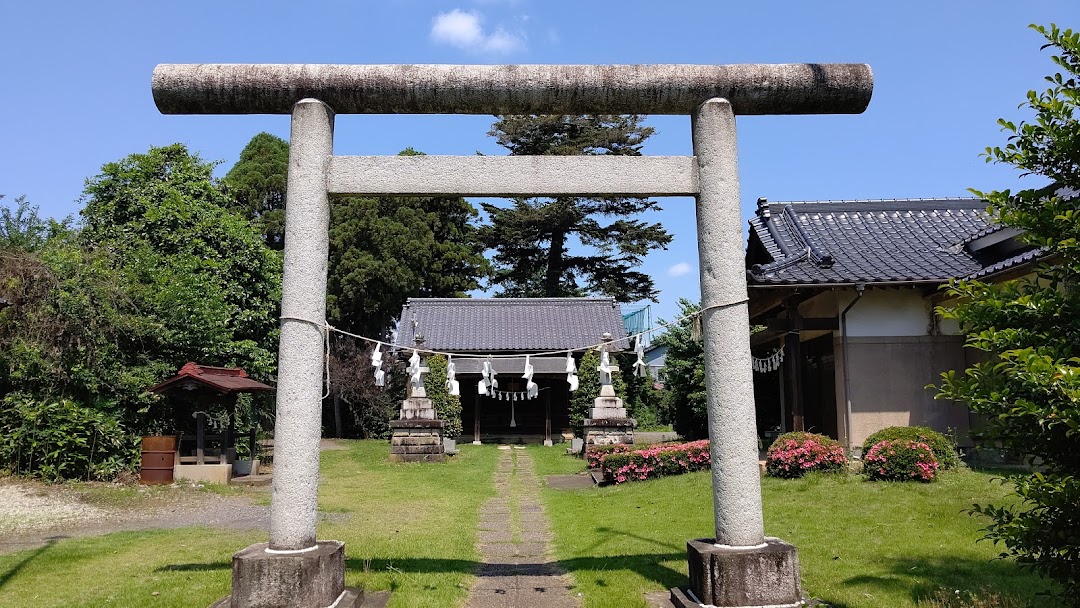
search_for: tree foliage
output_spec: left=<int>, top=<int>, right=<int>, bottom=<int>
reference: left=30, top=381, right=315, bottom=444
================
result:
left=482, top=115, right=672, bottom=301
left=223, top=132, right=290, bottom=250
left=79, top=144, right=282, bottom=378
left=935, top=24, right=1080, bottom=602
left=328, top=188, right=488, bottom=337
left=222, top=136, right=489, bottom=338
left=655, top=299, right=706, bottom=439
left=425, top=354, right=463, bottom=439
left=326, top=337, right=399, bottom=439
left=1, top=144, right=283, bottom=478
left=0, top=195, right=71, bottom=252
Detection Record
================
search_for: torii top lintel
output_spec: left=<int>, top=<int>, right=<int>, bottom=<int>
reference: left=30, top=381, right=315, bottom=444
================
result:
left=152, top=63, right=873, bottom=116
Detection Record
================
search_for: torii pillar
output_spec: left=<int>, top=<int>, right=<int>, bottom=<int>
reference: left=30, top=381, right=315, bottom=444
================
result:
left=153, top=63, right=872, bottom=608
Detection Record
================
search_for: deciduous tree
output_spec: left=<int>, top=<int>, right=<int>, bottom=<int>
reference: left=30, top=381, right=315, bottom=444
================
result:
left=0, top=195, right=71, bottom=252
left=936, top=24, right=1080, bottom=602
left=80, top=144, right=282, bottom=373
left=654, top=299, right=706, bottom=439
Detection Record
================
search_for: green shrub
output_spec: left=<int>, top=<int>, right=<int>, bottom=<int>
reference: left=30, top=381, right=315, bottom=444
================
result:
left=425, top=355, right=462, bottom=439
left=765, top=432, right=847, bottom=478
left=862, top=426, right=960, bottom=469
left=865, top=439, right=940, bottom=482
left=0, top=394, right=136, bottom=481
left=586, top=443, right=633, bottom=468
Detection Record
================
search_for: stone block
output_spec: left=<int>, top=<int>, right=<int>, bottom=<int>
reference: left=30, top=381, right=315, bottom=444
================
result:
left=681, top=537, right=802, bottom=607
left=174, top=463, right=232, bottom=485
left=389, top=419, right=444, bottom=463
left=584, top=417, right=636, bottom=451
left=388, top=419, right=444, bottom=430
left=398, top=436, right=438, bottom=446
left=589, top=406, right=629, bottom=419
left=224, top=541, right=357, bottom=608
left=402, top=397, right=433, bottom=409
left=388, top=453, right=446, bottom=463
left=399, top=397, right=436, bottom=421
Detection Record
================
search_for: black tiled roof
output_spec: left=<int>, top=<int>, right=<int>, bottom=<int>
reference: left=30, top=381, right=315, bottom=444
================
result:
left=453, top=356, right=567, bottom=375
left=966, top=247, right=1048, bottom=279
left=746, top=198, right=1042, bottom=285
left=394, top=298, right=629, bottom=352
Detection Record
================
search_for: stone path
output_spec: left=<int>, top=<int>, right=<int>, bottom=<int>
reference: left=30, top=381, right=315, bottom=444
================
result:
left=466, top=447, right=580, bottom=608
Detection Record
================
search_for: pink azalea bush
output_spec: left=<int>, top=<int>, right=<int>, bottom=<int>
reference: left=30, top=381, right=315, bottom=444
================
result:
left=600, top=439, right=711, bottom=484
left=864, top=439, right=939, bottom=482
left=765, top=432, right=847, bottom=478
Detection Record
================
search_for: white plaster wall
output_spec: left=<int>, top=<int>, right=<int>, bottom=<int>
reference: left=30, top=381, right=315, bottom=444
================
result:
left=840, top=290, right=932, bottom=337
left=938, top=314, right=962, bottom=336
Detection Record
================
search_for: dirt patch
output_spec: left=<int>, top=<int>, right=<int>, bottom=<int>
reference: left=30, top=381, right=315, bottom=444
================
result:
left=0, top=482, right=112, bottom=533
left=0, top=478, right=271, bottom=556
left=0, top=439, right=357, bottom=556
left=545, top=474, right=595, bottom=490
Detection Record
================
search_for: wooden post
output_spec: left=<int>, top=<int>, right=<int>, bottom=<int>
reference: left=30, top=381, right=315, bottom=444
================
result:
left=249, top=423, right=258, bottom=465
left=785, top=304, right=805, bottom=432
left=335, top=393, right=344, bottom=438
left=473, top=395, right=482, bottom=445
left=778, top=363, right=788, bottom=433
left=544, top=387, right=552, bottom=447
left=196, top=412, right=206, bottom=465
left=227, top=395, right=237, bottom=464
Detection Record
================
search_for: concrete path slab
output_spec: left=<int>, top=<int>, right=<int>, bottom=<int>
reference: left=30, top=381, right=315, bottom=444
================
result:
left=466, top=448, right=580, bottom=607
left=545, top=474, right=595, bottom=490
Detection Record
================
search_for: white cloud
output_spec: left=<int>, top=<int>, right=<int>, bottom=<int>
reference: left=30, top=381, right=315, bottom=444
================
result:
left=667, top=262, right=693, bottom=277
left=431, top=9, right=525, bottom=54
left=431, top=10, right=484, bottom=47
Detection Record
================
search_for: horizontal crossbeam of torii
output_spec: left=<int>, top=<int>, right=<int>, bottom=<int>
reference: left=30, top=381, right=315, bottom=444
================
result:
left=152, top=63, right=872, bottom=608
left=152, top=63, right=871, bottom=115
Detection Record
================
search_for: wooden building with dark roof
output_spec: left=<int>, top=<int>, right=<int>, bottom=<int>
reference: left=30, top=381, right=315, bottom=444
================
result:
left=745, top=196, right=1048, bottom=452
left=395, top=297, right=628, bottom=444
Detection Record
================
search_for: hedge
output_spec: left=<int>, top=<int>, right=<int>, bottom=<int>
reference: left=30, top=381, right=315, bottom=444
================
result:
left=600, top=439, right=710, bottom=484
left=862, top=426, right=959, bottom=469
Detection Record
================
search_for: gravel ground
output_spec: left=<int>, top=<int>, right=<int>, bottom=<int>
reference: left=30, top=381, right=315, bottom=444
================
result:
left=0, top=441, right=355, bottom=555
left=0, top=483, right=112, bottom=533
left=0, top=479, right=272, bottom=556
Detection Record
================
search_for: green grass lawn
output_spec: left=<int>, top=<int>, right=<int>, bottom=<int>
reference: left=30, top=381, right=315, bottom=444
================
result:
left=529, top=447, right=1060, bottom=608
left=0, top=441, right=499, bottom=608
left=0, top=441, right=1060, bottom=608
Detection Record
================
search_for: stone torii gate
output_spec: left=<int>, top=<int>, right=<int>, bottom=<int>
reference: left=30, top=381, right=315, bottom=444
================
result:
left=152, top=63, right=872, bottom=608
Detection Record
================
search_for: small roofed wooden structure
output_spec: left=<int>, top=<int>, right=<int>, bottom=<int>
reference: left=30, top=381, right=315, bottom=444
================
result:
left=149, top=362, right=275, bottom=394
left=149, top=363, right=274, bottom=469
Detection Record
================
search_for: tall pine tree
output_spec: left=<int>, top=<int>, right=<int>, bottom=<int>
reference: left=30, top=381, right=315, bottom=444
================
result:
left=223, top=132, right=290, bottom=250
left=482, top=115, right=672, bottom=301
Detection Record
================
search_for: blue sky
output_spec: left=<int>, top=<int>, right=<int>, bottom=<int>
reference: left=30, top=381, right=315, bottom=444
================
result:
left=2, top=1, right=1077, bottom=328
